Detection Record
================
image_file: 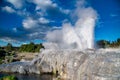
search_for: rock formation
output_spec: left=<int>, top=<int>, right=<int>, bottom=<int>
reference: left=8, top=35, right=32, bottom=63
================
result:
left=0, top=49, right=120, bottom=80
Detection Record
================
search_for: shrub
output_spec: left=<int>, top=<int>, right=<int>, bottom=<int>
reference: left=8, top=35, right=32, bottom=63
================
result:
left=0, top=75, right=18, bottom=80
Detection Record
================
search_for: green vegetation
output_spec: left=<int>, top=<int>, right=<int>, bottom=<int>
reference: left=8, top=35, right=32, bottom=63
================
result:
left=96, top=38, right=120, bottom=48
left=0, top=42, right=44, bottom=64
left=0, top=49, right=6, bottom=64
left=0, top=42, right=44, bottom=53
left=0, top=75, right=18, bottom=80
left=5, top=43, right=13, bottom=52
left=19, top=42, right=44, bottom=52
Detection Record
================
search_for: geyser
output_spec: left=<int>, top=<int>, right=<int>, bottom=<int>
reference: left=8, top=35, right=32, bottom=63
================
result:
left=45, top=1, right=97, bottom=50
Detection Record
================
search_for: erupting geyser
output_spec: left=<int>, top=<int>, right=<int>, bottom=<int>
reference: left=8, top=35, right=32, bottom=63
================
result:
left=45, top=4, right=97, bottom=50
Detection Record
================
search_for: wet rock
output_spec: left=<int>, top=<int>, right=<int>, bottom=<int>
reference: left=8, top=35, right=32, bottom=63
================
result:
left=0, top=61, right=40, bottom=74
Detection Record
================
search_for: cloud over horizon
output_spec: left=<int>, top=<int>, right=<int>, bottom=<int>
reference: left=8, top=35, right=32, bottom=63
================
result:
left=0, top=0, right=97, bottom=42
left=0, top=0, right=120, bottom=46
left=2, top=6, right=16, bottom=13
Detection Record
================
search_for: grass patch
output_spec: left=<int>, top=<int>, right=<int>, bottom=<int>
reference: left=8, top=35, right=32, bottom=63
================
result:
left=0, top=75, right=18, bottom=80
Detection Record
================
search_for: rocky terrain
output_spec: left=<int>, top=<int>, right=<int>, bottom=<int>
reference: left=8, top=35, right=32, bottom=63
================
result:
left=0, top=49, right=120, bottom=80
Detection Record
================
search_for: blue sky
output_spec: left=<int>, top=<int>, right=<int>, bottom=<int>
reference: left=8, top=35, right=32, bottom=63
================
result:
left=0, top=0, right=120, bottom=46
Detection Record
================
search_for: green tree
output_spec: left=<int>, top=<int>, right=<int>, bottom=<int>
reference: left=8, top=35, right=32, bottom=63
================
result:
left=19, top=44, right=27, bottom=52
left=5, top=43, right=13, bottom=52
left=97, top=40, right=110, bottom=48
left=117, top=38, right=120, bottom=43
left=35, top=43, right=44, bottom=52
left=26, top=42, right=35, bottom=52
left=19, top=42, right=44, bottom=53
left=117, top=38, right=120, bottom=46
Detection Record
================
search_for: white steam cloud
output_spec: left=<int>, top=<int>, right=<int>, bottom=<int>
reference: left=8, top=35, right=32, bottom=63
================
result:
left=44, top=0, right=97, bottom=50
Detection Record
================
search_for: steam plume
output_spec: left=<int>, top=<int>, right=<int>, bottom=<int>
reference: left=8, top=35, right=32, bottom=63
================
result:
left=45, top=0, right=97, bottom=50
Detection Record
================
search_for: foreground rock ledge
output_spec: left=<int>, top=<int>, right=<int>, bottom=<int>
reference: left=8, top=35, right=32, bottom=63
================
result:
left=0, top=49, right=120, bottom=80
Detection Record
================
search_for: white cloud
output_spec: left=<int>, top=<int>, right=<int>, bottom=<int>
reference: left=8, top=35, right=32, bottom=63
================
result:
left=38, top=17, right=50, bottom=24
left=27, top=0, right=70, bottom=20
left=28, top=32, right=39, bottom=37
left=33, top=0, right=57, bottom=10
left=23, top=18, right=39, bottom=29
left=23, top=17, right=51, bottom=29
left=21, top=15, right=54, bottom=40
left=33, top=0, right=69, bottom=16
left=1, top=38, right=18, bottom=43
left=2, top=6, right=16, bottom=13
left=60, top=8, right=70, bottom=14
left=17, top=9, right=30, bottom=16
left=6, top=0, right=24, bottom=9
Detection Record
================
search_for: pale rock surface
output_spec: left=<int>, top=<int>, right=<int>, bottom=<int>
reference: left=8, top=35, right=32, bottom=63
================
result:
left=0, top=49, right=120, bottom=80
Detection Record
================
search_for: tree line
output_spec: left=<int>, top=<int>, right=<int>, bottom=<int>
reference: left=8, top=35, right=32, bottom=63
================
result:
left=96, top=38, right=120, bottom=48
left=0, top=42, right=45, bottom=64
left=19, top=42, right=44, bottom=52
left=0, top=38, right=120, bottom=53
left=0, top=42, right=44, bottom=53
